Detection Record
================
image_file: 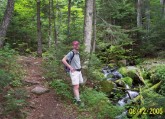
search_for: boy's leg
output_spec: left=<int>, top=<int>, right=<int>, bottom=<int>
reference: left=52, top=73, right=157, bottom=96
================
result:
left=73, top=84, right=80, bottom=101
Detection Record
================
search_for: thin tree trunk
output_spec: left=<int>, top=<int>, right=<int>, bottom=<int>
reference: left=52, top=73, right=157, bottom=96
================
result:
left=145, top=0, right=150, bottom=32
left=92, top=0, right=96, bottom=53
left=48, top=0, right=52, bottom=48
left=37, top=0, right=42, bottom=57
left=137, top=0, right=142, bottom=27
left=68, top=0, right=71, bottom=38
left=0, top=0, right=15, bottom=48
left=52, top=0, right=58, bottom=48
left=160, top=0, right=165, bottom=18
left=84, top=0, right=94, bottom=53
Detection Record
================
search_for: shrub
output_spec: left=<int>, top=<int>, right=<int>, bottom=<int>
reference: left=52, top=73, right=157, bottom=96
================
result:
left=150, top=65, right=165, bottom=96
left=0, top=70, right=12, bottom=93
left=86, top=54, right=104, bottom=80
left=81, top=88, right=124, bottom=119
left=122, top=77, right=133, bottom=87
left=50, top=79, right=72, bottom=100
left=42, top=47, right=68, bottom=80
left=0, top=44, right=24, bottom=87
left=3, top=89, right=27, bottom=118
left=118, top=67, right=128, bottom=77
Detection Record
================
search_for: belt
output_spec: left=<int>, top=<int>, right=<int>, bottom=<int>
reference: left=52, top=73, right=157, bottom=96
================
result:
left=75, top=69, right=81, bottom=71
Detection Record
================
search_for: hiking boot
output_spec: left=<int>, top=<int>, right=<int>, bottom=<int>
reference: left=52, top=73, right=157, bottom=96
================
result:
left=73, top=98, right=77, bottom=104
left=76, top=100, right=85, bottom=108
left=77, top=100, right=81, bottom=106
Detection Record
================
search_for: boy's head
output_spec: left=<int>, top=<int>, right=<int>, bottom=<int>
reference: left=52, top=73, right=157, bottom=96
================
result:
left=72, top=41, right=79, bottom=45
left=72, top=41, right=79, bottom=50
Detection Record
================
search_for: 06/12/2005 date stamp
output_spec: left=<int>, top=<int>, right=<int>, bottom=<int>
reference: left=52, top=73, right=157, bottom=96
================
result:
left=128, top=107, right=164, bottom=115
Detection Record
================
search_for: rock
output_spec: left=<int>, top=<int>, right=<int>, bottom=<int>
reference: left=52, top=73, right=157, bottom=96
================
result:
left=39, top=113, right=44, bottom=119
left=23, top=79, right=40, bottom=85
left=100, top=80, right=116, bottom=93
left=0, top=104, right=3, bottom=115
left=119, top=66, right=145, bottom=85
left=118, top=60, right=127, bottom=66
left=29, top=101, right=36, bottom=109
left=31, top=86, right=49, bottom=95
left=115, top=79, right=126, bottom=88
left=121, top=77, right=133, bottom=87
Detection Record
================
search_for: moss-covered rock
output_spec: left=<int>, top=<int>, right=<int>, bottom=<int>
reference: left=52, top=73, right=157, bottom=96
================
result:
left=117, top=60, right=127, bottom=67
left=121, top=77, right=133, bottom=87
left=100, top=80, right=116, bottom=93
left=118, top=67, right=128, bottom=77
left=115, top=79, right=126, bottom=88
left=118, top=66, right=145, bottom=86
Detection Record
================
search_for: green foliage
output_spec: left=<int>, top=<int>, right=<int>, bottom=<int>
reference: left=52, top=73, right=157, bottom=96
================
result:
left=87, top=54, right=104, bottom=81
left=0, top=70, right=12, bottom=93
left=0, top=45, right=24, bottom=88
left=7, top=0, right=37, bottom=53
left=140, top=1, right=165, bottom=57
left=50, top=79, right=72, bottom=100
left=142, top=91, right=165, bottom=108
left=99, top=80, right=115, bottom=93
left=135, top=91, right=165, bottom=119
left=42, top=47, right=63, bottom=80
left=98, top=45, right=129, bottom=64
left=5, top=0, right=85, bottom=53
left=98, top=0, right=136, bottom=27
left=11, top=80, right=22, bottom=87
left=118, top=67, right=128, bottom=77
left=0, top=44, right=17, bottom=69
left=0, top=0, right=7, bottom=20
left=89, top=54, right=102, bottom=69
left=81, top=88, right=124, bottom=119
left=3, top=89, right=27, bottom=118
left=122, top=77, right=133, bottom=87
left=0, top=45, right=26, bottom=118
left=150, top=65, right=165, bottom=96
left=89, top=69, right=105, bottom=81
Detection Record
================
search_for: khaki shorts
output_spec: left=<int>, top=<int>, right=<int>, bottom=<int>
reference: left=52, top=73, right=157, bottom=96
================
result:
left=70, top=71, right=84, bottom=85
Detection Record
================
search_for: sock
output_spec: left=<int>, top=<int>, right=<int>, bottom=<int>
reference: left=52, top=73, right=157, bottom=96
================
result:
left=75, top=96, right=80, bottom=101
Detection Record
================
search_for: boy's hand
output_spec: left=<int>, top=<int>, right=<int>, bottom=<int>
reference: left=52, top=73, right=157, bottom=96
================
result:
left=70, top=67, right=75, bottom=72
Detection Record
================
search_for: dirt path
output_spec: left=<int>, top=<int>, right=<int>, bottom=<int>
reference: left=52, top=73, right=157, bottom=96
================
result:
left=18, top=56, right=78, bottom=119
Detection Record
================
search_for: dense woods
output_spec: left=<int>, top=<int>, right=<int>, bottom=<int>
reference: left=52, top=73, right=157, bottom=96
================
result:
left=0, top=0, right=165, bottom=119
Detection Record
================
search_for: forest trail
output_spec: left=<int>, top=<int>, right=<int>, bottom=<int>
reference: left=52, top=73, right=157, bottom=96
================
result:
left=18, top=56, right=78, bottom=119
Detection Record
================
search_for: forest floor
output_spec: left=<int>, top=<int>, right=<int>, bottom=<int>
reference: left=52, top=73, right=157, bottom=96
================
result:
left=18, top=56, right=81, bottom=119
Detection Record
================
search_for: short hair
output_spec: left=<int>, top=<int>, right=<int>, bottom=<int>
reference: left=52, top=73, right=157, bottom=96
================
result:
left=72, top=41, right=79, bottom=45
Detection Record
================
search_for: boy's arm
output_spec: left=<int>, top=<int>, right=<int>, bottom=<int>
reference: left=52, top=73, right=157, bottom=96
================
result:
left=62, top=56, right=75, bottom=72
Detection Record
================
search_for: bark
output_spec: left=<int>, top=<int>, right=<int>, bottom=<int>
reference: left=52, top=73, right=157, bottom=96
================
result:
left=92, top=0, right=96, bottom=53
left=145, top=0, right=150, bottom=32
left=137, top=0, right=142, bottom=27
left=48, top=0, right=52, bottom=47
left=0, top=0, right=15, bottom=48
left=84, top=0, right=94, bottom=53
left=133, top=81, right=162, bottom=102
left=68, top=0, right=71, bottom=38
left=52, top=0, right=58, bottom=48
left=132, top=81, right=162, bottom=118
left=160, top=0, right=165, bottom=18
left=37, top=0, right=42, bottom=57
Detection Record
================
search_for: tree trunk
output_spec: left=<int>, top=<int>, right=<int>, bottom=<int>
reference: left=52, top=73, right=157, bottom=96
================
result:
left=84, top=0, right=94, bottom=53
left=0, top=0, right=15, bottom=48
left=52, top=0, right=58, bottom=48
left=145, top=0, right=150, bottom=32
left=48, top=0, right=52, bottom=48
left=160, top=0, right=165, bottom=18
left=37, top=0, right=42, bottom=57
left=133, top=81, right=162, bottom=102
left=137, top=0, right=142, bottom=27
left=92, top=0, right=96, bottom=53
left=68, top=0, right=71, bottom=38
